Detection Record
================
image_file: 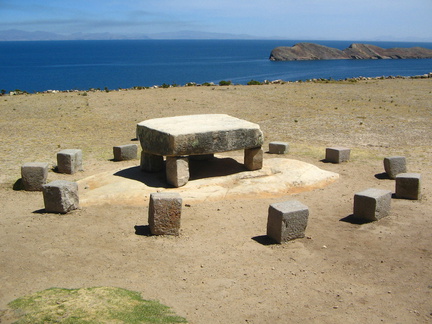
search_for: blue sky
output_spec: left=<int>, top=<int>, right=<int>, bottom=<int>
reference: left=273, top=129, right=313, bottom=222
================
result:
left=1, top=0, right=431, bottom=41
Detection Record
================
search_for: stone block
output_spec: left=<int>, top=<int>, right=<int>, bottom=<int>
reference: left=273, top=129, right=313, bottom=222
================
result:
left=148, top=192, right=182, bottom=235
left=137, top=114, right=264, bottom=156
left=325, top=147, right=351, bottom=163
left=353, top=188, right=392, bottom=221
left=269, top=141, right=289, bottom=154
left=42, top=180, right=79, bottom=214
left=384, top=156, right=406, bottom=179
left=113, top=144, right=138, bottom=161
left=395, top=173, right=421, bottom=200
left=267, top=200, right=309, bottom=243
left=244, top=147, right=263, bottom=170
left=57, top=149, right=82, bottom=174
left=166, top=156, right=189, bottom=187
left=21, top=162, right=49, bottom=191
left=140, top=152, right=164, bottom=172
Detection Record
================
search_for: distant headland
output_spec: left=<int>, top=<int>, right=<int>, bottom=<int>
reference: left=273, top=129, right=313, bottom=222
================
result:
left=269, top=43, right=432, bottom=61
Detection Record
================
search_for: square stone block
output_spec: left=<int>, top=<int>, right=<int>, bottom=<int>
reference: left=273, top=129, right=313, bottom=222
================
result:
left=21, top=162, right=49, bottom=191
left=42, top=180, right=79, bottom=214
left=267, top=200, right=309, bottom=243
left=384, top=156, right=406, bottom=179
left=325, top=147, right=351, bottom=163
left=353, top=188, right=392, bottom=221
left=395, top=173, right=421, bottom=200
left=57, top=149, right=82, bottom=174
left=113, top=144, right=138, bottom=161
left=148, top=192, right=182, bottom=235
left=166, top=156, right=189, bottom=187
left=140, top=152, right=164, bottom=172
left=244, top=147, right=263, bottom=170
left=269, top=141, right=289, bottom=154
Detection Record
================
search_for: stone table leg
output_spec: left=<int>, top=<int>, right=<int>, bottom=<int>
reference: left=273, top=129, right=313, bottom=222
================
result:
left=244, top=147, right=263, bottom=170
left=140, top=152, right=164, bottom=172
left=166, top=156, right=190, bottom=187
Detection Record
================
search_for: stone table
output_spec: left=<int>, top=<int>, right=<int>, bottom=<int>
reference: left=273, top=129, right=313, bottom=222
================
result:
left=137, top=114, right=264, bottom=187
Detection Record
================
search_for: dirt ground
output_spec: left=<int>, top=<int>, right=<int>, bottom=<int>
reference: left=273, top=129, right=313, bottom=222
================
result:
left=0, top=79, right=431, bottom=323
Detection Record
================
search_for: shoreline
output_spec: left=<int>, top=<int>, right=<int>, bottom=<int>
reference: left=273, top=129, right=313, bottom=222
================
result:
left=4, top=72, right=432, bottom=96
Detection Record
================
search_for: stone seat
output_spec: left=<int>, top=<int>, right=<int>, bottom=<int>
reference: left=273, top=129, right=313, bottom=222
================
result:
left=137, top=114, right=264, bottom=187
left=325, top=147, right=351, bottom=163
left=42, top=180, right=79, bottom=214
left=113, top=144, right=138, bottom=161
left=21, top=162, right=49, bottom=191
left=353, top=188, right=392, bottom=221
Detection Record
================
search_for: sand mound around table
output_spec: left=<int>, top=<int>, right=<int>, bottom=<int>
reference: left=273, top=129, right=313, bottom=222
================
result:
left=77, top=155, right=338, bottom=206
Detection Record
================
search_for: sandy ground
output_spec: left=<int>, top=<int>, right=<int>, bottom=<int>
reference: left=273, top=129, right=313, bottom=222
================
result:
left=0, top=79, right=431, bottom=323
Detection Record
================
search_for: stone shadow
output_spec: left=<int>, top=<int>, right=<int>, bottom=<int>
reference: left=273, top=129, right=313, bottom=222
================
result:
left=114, top=166, right=167, bottom=188
left=134, top=225, right=152, bottom=236
left=251, top=235, right=279, bottom=246
left=114, top=156, right=247, bottom=187
left=375, top=172, right=391, bottom=180
left=339, top=214, right=374, bottom=225
left=188, top=156, right=246, bottom=180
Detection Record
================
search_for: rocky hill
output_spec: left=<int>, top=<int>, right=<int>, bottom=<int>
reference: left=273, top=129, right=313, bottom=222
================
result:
left=269, top=43, right=432, bottom=61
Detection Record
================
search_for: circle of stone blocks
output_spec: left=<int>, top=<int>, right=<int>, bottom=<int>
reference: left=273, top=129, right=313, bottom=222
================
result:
left=21, top=162, right=49, bottom=191
left=148, top=192, right=182, bottom=236
left=113, top=144, right=138, bottom=161
left=269, top=141, right=289, bottom=154
left=266, top=200, right=309, bottom=243
left=353, top=188, right=392, bottom=221
left=244, top=147, right=263, bottom=170
left=384, top=156, right=406, bottom=179
left=325, top=147, right=351, bottom=163
left=395, top=173, right=421, bottom=200
left=42, top=180, right=79, bottom=214
left=56, top=149, right=83, bottom=174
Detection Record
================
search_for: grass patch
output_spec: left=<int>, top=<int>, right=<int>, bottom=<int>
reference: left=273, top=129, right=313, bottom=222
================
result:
left=6, top=287, right=187, bottom=323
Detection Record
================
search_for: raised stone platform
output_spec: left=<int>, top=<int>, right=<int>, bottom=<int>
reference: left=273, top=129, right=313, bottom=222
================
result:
left=77, top=155, right=339, bottom=207
left=137, top=114, right=264, bottom=187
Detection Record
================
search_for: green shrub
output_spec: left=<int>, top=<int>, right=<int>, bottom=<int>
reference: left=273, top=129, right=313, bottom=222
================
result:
left=247, top=80, right=262, bottom=85
left=219, top=80, right=232, bottom=86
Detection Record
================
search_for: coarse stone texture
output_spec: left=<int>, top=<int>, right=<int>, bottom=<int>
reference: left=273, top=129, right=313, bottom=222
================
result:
left=353, top=188, right=392, bottom=221
left=136, top=114, right=264, bottom=156
left=113, top=144, right=138, bottom=161
left=140, top=152, right=164, bottom=172
left=42, top=180, right=79, bottom=214
left=325, top=147, right=351, bottom=163
left=267, top=200, right=309, bottom=243
left=21, top=162, right=49, bottom=191
left=384, top=156, right=407, bottom=179
left=166, top=156, right=189, bottom=188
left=395, top=173, right=421, bottom=200
left=244, top=147, right=263, bottom=171
left=57, top=149, right=83, bottom=174
left=269, top=141, right=289, bottom=154
left=148, top=192, right=182, bottom=235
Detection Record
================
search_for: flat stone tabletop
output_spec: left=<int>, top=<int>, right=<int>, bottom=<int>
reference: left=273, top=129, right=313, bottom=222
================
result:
left=137, top=114, right=264, bottom=156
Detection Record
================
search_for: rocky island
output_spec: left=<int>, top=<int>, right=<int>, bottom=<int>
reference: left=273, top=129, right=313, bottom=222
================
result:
left=269, top=43, right=432, bottom=61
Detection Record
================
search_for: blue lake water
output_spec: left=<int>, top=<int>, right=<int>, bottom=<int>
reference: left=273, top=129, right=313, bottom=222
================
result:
left=1, top=39, right=432, bottom=92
